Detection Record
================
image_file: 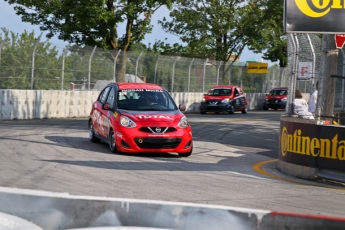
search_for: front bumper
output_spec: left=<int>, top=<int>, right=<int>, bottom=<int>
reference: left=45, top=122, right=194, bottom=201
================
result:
left=115, top=125, right=193, bottom=153
left=266, top=100, right=287, bottom=109
left=200, top=101, right=232, bottom=113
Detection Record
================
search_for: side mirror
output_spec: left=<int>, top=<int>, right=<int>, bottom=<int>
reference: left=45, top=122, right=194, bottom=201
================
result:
left=203, top=93, right=206, bottom=96
left=265, top=93, right=268, bottom=96
left=179, top=104, right=186, bottom=111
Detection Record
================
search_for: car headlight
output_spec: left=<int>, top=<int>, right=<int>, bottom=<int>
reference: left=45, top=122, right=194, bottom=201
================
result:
left=222, top=98, right=229, bottom=103
left=178, top=116, right=189, bottom=128
left=201, top=98, right=206, bottom=102
left=120, top=115, right=137, bottom=128
left=281, top=97, right=287, bottom=101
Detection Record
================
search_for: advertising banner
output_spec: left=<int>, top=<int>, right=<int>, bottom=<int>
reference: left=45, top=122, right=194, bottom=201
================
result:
left=280, top=118, right=345, bottom=172
left=284, top=0, right=345, bottom=33
left=247, top=62, right=268, bottom=74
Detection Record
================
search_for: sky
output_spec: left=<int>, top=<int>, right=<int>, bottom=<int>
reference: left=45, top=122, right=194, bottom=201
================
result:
left=0, top=1, right=269, bottom=63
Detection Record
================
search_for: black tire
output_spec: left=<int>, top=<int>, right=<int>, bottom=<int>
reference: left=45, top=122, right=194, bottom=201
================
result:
left=178, top=146, right=193, bottom=157
left=89, top=120, right=100, bottom=143
left=228, top=105, right=234, bottom=114
left=200, top=111, right=206, bottom=114
left=263, top=103, right=268, bottom=110
left=242, top=105, right=247, bottom=114
left=109, top=129, right=120, bottom=153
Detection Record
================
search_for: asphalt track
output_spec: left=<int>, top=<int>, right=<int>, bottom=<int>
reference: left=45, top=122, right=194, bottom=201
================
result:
left=1, top=110, right=345, bottom=218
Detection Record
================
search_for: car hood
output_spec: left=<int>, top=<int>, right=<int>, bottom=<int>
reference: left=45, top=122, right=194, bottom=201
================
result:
left=118, top=110, right=185, bottom=124
left=267, top=95, right=287, bottom=100
left=204, top=95, right=228, bottom=100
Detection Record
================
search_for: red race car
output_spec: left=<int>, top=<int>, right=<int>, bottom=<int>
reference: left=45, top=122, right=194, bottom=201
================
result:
left=89, top=83, right=193, bottom=157
left=200, top=85, right=248, bottom=114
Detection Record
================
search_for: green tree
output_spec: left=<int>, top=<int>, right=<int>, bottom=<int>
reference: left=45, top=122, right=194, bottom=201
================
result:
left=157, top=0, right=264, bottom=82
left=0, top=28, right=61, bottom=90
left=244, top=0, right=287, bottom=68
left=5, top=0, right=173, bottom=82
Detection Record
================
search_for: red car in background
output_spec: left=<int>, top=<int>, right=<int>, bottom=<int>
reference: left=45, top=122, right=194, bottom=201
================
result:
left=263, top=87, right=288, bottom=110
left=199, top=85, right=248, bottom=114
left=89, top=83, right=193, bottom=157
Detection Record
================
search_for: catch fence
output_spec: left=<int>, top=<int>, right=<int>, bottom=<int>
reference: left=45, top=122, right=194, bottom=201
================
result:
left=0, top=40, right=288, bottom=93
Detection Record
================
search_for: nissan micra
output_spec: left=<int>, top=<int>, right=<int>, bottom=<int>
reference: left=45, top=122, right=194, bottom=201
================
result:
left=89, top=83, right=193, bottom=157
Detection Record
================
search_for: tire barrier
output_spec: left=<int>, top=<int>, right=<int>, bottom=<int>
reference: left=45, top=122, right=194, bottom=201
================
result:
left=0, top=187, right=344, bottom=230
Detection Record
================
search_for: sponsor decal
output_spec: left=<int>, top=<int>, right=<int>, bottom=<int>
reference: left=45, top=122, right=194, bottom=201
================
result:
left=113, top=112, right=118, bottom=117
left=281, top=127, right=345, bottom=160
left=137, top=115, right=174, bottom=121
left=294, top=0, right=342, bottom=18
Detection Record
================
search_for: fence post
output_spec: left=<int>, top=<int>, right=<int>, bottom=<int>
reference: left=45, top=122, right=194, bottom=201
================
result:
left=306, top=34, right=316, bottom=94
left=188, top=58, right=195, bottom=92
left=135, top=52, right=143, bottom=82
left=61, top=46, right=69, bottom=90
left=88, top=46, right=97, bottom=90
left=216, top=61, right=222, bottom=85
left=113, top=49, right=121, bottom=83
left=31, top=34, right=42, bottom=90
left=203, top=58, right=209, bottom=93
left=172, top=56, right=180, bottom=92
left=154, top=56, right=160, bottom=84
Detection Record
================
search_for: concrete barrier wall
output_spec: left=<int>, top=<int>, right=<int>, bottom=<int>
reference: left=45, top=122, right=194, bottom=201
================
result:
left=0, top=90, right=267, bottom=120
left=0, top=186, right=345, bottom=230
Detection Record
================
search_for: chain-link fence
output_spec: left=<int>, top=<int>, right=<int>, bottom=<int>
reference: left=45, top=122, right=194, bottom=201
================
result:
left=287, top=33, right=345, bottom=112
left=0, top=40, right=289, bottom=93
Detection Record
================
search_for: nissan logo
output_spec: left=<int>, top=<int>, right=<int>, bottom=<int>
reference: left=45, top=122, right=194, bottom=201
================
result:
left=155, top=127, right=161, bottom=133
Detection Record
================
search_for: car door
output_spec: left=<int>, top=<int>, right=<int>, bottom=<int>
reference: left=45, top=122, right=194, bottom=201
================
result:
left=232, top=87, right=244, bottom=111
left=101, top=87, right=116, bottom=138
left=93, top=86, right=111, bottom=138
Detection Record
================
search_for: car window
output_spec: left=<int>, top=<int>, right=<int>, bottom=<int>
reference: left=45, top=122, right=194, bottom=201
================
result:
left=98, top=87, right=111, bottom=104
left=208, top=88, right=232, bottom=96
left=118, top=89, right=177, bottom=111
left=270, top=89, right=287, bottom=96
left=105, top=87, right=115, bottom=109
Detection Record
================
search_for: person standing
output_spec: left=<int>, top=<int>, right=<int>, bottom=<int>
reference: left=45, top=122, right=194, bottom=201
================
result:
left=308, top=81, right=318, bottom=113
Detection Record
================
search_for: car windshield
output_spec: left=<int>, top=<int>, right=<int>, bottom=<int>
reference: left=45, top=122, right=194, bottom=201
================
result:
left=118, top=89, right=178, bottom=111
left=270, top=89, right=287, bottom=96
left=207, top=88, right=232, bottom=96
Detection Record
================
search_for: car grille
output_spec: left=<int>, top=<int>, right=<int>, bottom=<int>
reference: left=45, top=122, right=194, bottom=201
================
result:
left=207, top=100, right=221, bottom=105
left=139, top=127, right=176, bottom=134
left=134, top=138, right=182, bottom=149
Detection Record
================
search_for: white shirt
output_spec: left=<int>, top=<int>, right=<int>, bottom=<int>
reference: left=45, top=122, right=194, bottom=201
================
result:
left=294, top=98, right=314, bottom=119
left=308, top=90, right=317, bottom=113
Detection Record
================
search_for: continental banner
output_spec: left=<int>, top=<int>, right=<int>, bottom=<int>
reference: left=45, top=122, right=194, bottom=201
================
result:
left=247, top=62, right=268, bottom=74
left=280, top=118, right=345, bottom=172
left=284, top=0, right=345, bottom=33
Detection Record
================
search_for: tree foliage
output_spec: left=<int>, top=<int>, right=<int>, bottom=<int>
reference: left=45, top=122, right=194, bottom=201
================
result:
left=0, top=28, right=61, bottom=90
left=158, top=0, right=249, bottom=62
left=5, top=0, right=173, bottom=81
left=244, top=0, right=287, bottom=67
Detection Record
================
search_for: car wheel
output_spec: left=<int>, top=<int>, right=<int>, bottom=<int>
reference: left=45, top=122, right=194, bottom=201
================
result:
left=228, top=105, right=234, bottom=114
left=89, top=120, right=100, bottom=143
left=109, top=129, right=120, bottom=153
left=178, top=146, right=193, bottom=157
left=242, top=105, right=247, bottom=114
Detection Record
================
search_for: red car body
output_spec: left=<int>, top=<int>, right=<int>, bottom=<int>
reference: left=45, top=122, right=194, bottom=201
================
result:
left=199, top=85, right=248, bottom=114
left=89, top=83, right=193, bottom=156
left=263, top=87, right=288, bottom=110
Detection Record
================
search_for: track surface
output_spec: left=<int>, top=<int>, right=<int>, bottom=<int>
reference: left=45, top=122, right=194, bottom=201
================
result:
left=1, top=110, right=345, bottom=217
